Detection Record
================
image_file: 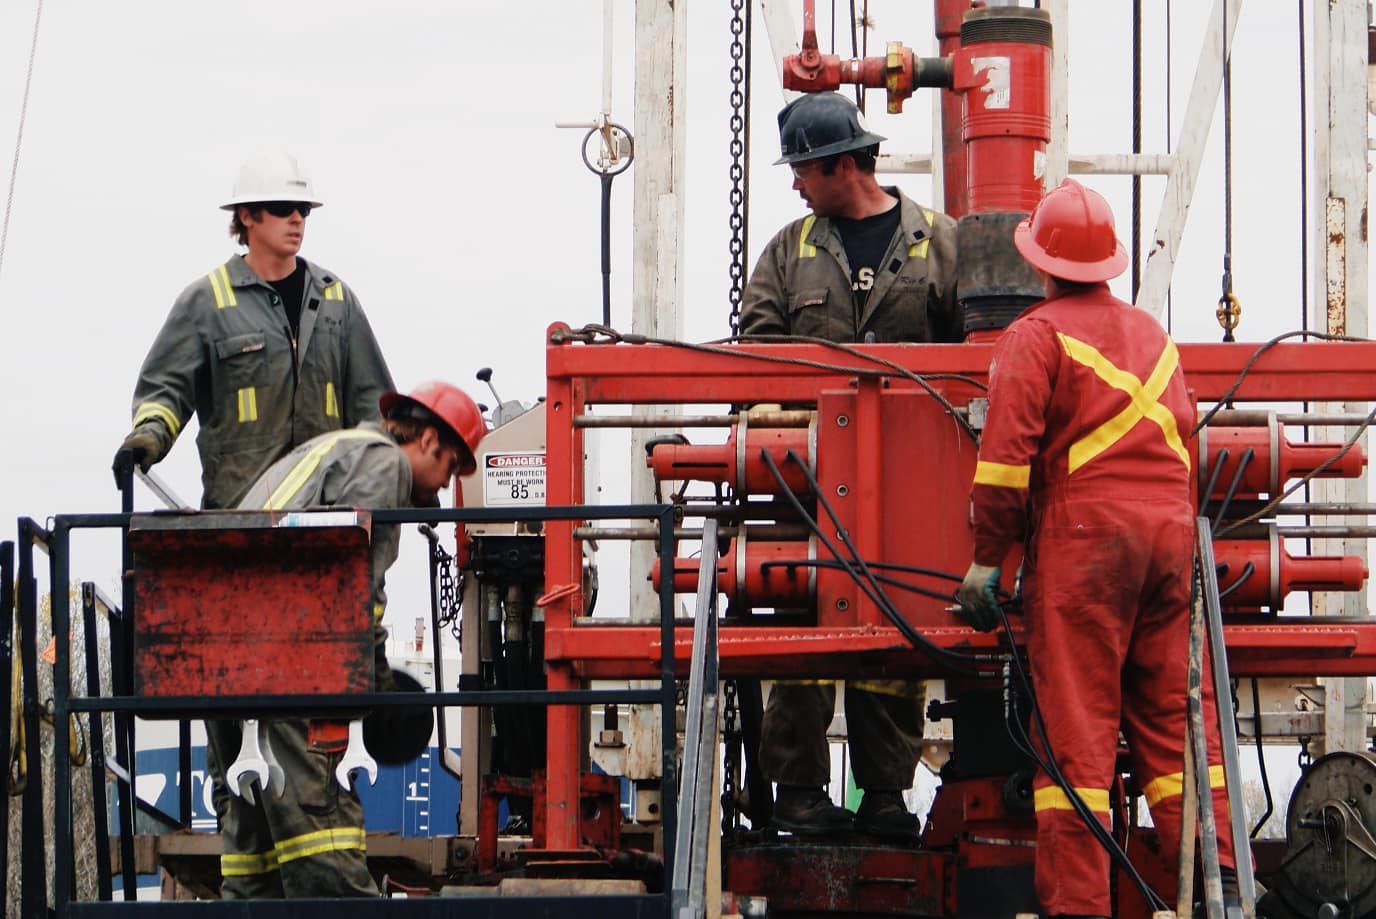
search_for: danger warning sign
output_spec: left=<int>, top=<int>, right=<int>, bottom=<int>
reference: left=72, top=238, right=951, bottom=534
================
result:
left=483, top=452, right=546, bottom=506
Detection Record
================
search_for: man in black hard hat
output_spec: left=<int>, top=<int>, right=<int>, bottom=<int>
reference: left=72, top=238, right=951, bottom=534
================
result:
left=741, top=92, right=961, bottom=842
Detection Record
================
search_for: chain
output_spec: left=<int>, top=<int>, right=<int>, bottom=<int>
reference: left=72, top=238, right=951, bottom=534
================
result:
left=726, top=0, right=751, bottom=334
left=720, top=679, right=741, bottom=833
left=1297, top=735, right=1313, bottom=770
left=433, top=540, right=461, bottom=642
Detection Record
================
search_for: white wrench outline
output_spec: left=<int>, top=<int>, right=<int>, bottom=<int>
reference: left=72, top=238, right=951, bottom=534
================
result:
left=334, top=719, right=377, bottom=791
left=225, top=718, right=270, bottom=804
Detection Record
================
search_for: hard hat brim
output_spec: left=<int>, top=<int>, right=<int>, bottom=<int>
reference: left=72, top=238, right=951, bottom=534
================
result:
left=773, top=131, right=887, bottom=166
left=1013, top=218, right=1128, bottom=284
left=220, top=197, right=325, bottom=211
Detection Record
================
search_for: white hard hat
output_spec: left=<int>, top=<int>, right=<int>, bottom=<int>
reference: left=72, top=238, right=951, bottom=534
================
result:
left=220, top=152, right=324, bottom=210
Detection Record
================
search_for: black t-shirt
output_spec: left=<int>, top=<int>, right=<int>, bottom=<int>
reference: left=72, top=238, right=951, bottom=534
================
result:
left=832, top=202, right=901, bottom=308
left=268, top=258, right=307, bottom=339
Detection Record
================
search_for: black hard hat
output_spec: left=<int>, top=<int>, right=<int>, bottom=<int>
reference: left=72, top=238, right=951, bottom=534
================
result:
left=774, top=92, right=887, bottom=165
left=363, top=670, right=433, bottom=765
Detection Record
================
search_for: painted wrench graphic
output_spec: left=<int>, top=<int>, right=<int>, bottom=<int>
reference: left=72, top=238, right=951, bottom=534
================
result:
left=334, top=719, right=377, bottom=791
left=225, top=719, right=270, bottom=804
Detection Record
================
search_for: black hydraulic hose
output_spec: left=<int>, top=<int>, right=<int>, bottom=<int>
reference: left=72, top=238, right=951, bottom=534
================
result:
left=1216, top=562, right=1254, bottom=602
left=757, top=448, right=998, bottom=675
left=777, top=447, right=1006, bottom=669
left=1199, top=447, right=1229, bottom=526
left=1248, top=677, right=1274, bottom=838
left=1211, top=447, right=1254, bottom=534
left=760, top=559, right=961, bottom=603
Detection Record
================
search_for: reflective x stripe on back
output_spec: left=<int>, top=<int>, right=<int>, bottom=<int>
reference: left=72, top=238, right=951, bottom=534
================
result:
left=798, top=215, right=818, bottom=258
left=1056, top=332, right=1190, bottom=475
left=261, top=429, right=391, bottom=510
left=208, top=264, right=238, bottom=308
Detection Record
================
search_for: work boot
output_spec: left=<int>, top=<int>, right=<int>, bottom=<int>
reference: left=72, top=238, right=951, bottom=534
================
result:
left=771, top=785, right=853, bottom=836
left=854, top=789, right=920, bottom=842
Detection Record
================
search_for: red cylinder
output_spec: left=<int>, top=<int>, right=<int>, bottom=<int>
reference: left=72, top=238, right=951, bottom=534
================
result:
left=646, top=423, right=814, bottom=497
left=954, top=7, right=1052, bottom=214
left=651, top=537, right=814, bottom=609
left=1199, top=422, right=1367, bottom=499
left=1212, top=531, right=1368, bottom=611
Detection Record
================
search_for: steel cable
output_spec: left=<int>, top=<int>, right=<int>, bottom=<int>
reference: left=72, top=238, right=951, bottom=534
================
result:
left=0, top=0, right=45, bottom=284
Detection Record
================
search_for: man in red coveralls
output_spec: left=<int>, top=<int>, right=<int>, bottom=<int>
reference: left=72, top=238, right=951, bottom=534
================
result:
left=956, top=179, right=1237, bottom=918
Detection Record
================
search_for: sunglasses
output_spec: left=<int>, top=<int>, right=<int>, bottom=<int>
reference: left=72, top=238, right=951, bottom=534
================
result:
left=258, top=201, right=313, bottom=219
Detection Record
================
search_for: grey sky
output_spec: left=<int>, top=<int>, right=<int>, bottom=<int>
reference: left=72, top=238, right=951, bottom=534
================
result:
left=0, top=2, right=1364, bottom=633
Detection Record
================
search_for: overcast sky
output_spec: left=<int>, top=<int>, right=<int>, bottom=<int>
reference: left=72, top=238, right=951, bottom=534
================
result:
left=0, top=2, right=1366, bottom=648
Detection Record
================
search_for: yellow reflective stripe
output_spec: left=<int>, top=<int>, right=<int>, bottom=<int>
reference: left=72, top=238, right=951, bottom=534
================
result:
left=851, top=680, right=917, bottom=697
left=220, top=850, right=278, bottom=877
left=325, top=381, right=340, bottom=418
left=921, top=208, right=936, bottom=224
left=208, top=265, right=237, bottom=309
left=323, top=281, right=344, bottom=300
left=274, top=826, right=367, bottom=865
left=132, top=402, right=182, bottom=438
left=798, top=215, right=818, bottom=258
left=373, top=603, right=385, bottom=624
left=973, top=460, right=1030, bottom=488
left=1056, top=333, right=1191, bottom=474
left=773, top=679, right=834, bottom=686
left=908, top=239, right=930, bottom=259
left=1141, top=764, right=1226, bottom=808
left=236, top=387, right=258, bottom=423
left=1033, top=785, right=1111, bottom=814
left=262, top=429, right=391, bottom=510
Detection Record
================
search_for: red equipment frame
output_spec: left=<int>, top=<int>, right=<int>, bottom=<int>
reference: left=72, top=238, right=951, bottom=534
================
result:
left=537, top=328, right=1376, bottom=853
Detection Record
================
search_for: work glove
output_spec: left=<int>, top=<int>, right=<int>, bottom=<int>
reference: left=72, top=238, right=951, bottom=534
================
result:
left=955, top=563, right=1003, bottom=632
left=111, top=427, right=165, bottom=487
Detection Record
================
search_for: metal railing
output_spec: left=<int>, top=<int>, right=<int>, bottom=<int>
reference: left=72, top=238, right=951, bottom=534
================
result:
left=13, top=502, right=683, bottom=918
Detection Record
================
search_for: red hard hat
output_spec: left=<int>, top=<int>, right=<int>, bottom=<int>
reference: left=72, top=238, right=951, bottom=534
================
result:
left=1013, top=179, right=1128, bottom=283
left=379, top=381, right=486, bottom=475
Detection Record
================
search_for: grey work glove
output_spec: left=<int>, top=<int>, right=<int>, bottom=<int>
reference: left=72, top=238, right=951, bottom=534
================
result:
left=956, top=563, right=1003, bottom=632
left=111, top=427, right=165, bottom=487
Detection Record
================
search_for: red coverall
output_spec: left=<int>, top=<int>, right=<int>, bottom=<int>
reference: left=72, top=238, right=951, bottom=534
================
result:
left=970, top=283, right=1235, bottom=916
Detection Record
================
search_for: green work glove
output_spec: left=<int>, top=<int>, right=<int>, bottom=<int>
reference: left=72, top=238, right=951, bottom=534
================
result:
left=956, top=563, right=1003, bottom=632
left=111, top=427, right=165, bottom=486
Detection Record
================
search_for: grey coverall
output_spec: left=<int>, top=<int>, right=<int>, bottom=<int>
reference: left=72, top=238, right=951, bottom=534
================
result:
left=207, top=422, right=412, bottom=898
left=742, top=189, right=960, bottom=793
left=126, top=255, right=394, bottom=509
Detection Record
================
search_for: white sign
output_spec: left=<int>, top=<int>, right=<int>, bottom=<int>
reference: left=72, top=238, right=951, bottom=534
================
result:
left=483, top=452, right=546, bottom=506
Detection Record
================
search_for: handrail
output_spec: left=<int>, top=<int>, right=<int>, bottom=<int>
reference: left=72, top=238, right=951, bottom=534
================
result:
left=670, top=520, right=721, bottom=919
left=1196, top=517, right=1257, bottom=919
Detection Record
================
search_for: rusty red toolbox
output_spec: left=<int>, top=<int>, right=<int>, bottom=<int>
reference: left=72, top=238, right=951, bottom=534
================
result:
left=129, top=510, right=374, bottom=711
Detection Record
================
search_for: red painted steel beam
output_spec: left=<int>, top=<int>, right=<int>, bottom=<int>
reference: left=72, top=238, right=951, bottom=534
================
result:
left=546, top=622, right=1376, bottom=680
left=546, top=333, right=1376, bottom=405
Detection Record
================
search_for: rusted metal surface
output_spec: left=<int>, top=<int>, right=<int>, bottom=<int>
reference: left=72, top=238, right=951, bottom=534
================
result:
left=724, top=839, right=947, bottom=917
left=129, top=512, right=373, bottom=708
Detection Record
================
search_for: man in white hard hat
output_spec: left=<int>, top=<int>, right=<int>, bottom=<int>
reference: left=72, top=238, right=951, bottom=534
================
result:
left=113, top=152, right=394, bottom=509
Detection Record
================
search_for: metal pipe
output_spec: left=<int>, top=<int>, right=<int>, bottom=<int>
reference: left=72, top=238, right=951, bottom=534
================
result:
left=1203, top=409, right=1376, bottom=427
left=576, top=409, right=814, bottom=429
left=1227, top=524, right=1376, bottom=539
left=573, top=524, right=809, bottom=542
